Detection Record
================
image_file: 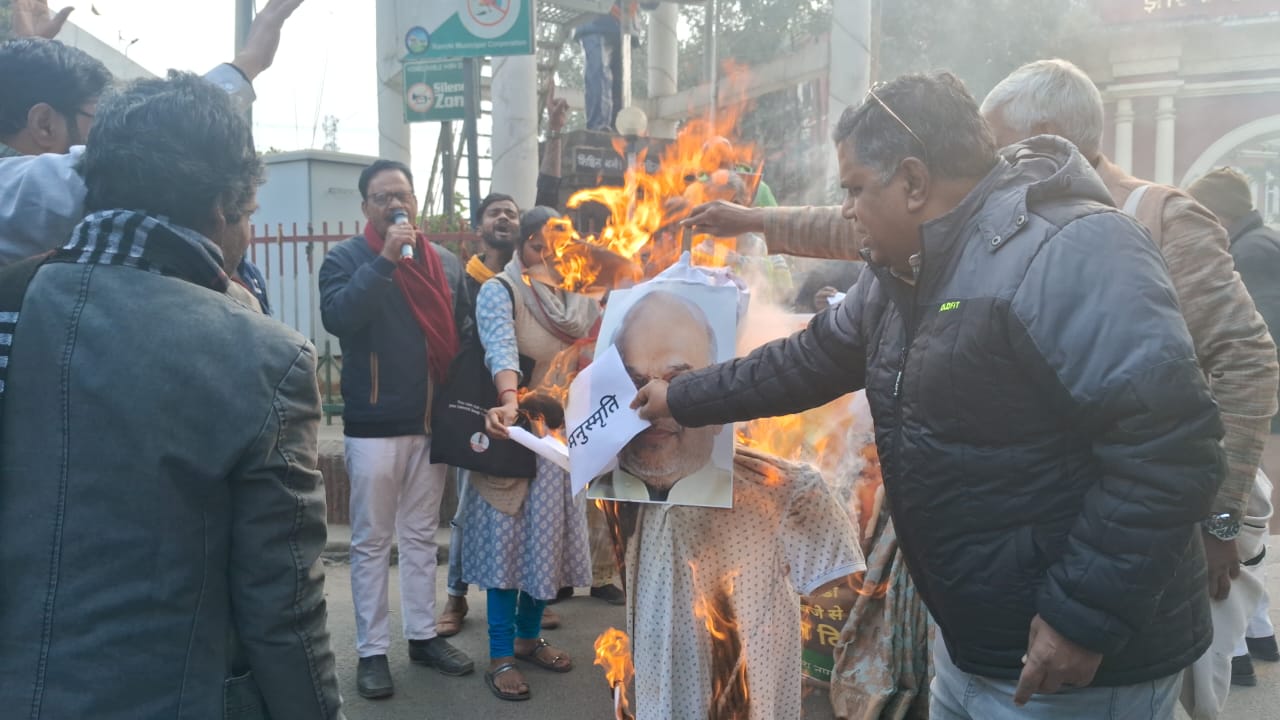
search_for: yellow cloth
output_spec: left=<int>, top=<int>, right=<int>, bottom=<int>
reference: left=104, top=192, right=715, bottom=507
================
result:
left=466, top=254, right=497, bottom=284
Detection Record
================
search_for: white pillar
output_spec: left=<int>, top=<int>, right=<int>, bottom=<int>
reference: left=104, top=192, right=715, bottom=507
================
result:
left=1154, top=95, right=1176, bottom=186
left=1113, top=97, right=1134, bottom=174
left=827, top=0, right=873, bottom=198
left=647, top=2, right=679, bottom=138
left=490, top=54, right=539, bottom=208
left=375, top=0, right=410, bottom=164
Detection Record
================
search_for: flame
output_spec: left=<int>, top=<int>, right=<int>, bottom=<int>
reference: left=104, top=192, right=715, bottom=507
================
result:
left=735, top=398, right=852, bottom=482
left=690, top=563, right=750, bottom=719
left=594, top=628, right=636, bottom=720
left=545, top=63, right=760, bottom=292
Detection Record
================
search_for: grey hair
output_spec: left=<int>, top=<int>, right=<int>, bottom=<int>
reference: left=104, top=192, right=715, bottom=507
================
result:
left=611, top=289, right=718, bottom=364
left=980, top=58, right=1105, bottom=157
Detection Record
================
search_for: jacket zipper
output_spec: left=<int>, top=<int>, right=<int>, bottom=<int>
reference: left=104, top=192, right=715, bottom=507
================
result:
left=893, top=283, right=920, bottom=401
left=369, top=351, right=380, bottom=405
left=893, top=272, right=921, bottom=474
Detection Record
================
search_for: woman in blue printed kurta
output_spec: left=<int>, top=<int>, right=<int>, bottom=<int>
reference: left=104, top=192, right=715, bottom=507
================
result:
left=468, top=207, right=596, bottom=701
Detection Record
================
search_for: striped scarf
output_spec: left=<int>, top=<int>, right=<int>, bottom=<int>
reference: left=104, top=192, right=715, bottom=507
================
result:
left=0, top=209, right=230, bottom=410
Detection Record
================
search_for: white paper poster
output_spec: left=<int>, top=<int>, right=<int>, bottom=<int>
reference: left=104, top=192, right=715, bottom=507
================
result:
left=587, top=268, right=739, bottom=508
left=564, top=344, right=651, bottom=495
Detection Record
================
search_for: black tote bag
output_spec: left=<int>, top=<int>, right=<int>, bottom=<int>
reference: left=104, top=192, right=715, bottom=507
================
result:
left=430, top=279, right=537, bottom=476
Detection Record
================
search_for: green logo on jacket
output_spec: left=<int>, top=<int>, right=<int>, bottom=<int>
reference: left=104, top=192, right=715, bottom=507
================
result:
left=939, top=301, right=961, bottom=313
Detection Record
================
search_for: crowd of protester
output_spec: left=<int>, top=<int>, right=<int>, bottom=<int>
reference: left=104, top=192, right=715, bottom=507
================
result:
left=2, top=1, right=1280, bottom=719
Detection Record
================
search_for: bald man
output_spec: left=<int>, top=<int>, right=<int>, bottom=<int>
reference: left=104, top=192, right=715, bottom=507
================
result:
left=589, top=290, right=733, bottom=507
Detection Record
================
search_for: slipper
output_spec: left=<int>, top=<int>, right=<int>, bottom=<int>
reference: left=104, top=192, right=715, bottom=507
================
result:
left=436, top=610, right=465, bottom=638
left=515, top=638, right=574, bottom=673
left=485, top=662, right=530, bottom=701
left=541, top=607, right=561, bottom=630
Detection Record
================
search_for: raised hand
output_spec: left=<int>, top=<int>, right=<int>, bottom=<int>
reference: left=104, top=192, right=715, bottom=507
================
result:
left=231, top=0, right=306, bottom=81
left=11, top=0, right=75, bottom=39
left=682, top=200, right=765, bottom=237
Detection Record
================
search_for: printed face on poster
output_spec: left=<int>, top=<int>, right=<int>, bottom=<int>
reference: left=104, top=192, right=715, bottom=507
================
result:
left=587, top=281, right=738, bottom=508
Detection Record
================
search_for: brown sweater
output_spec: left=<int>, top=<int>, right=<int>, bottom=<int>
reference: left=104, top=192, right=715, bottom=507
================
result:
left=758, top=166, right=1278, bottom=517
left=1096, top=155, right=1277, bottom=517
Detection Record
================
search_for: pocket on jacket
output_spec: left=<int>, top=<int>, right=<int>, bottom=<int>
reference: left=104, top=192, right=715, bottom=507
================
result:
left=369, top=351, right=380, bottom=405
left=223, top=670, right=268, bottom=720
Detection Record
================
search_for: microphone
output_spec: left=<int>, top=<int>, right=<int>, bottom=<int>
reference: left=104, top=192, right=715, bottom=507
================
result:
left=392, top=210, right=414, bottom=261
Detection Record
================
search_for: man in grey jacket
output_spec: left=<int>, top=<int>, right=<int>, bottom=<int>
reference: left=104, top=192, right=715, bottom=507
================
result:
left=0, top=72, right=342, bottom=719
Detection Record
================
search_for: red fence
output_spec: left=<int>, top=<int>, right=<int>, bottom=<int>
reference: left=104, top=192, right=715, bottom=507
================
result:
left=246, top=222, right=476, bottom=355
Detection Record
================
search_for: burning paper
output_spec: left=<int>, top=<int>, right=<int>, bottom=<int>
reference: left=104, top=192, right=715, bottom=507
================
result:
left=566, top=344, right=651, bottom=495
left=507, top=426, right=571, bottom=473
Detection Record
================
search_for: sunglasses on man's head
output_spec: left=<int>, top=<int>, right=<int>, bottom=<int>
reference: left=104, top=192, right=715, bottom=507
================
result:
left=864, top=83, right=930, bottom=166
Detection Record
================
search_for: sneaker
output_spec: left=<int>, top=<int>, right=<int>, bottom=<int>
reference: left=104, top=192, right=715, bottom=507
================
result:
left=1232, top=654, right=1258, bottom=687
left=356, top=655, right=394, bottom=699
left=409, top=637, right=475, bottom=676
left=1247, top=635, right=1280, bottom=662
left=589, top=584, right=626, bottom=606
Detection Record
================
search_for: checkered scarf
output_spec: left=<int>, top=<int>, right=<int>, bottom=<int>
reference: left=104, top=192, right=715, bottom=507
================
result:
left=0, top=209, right=230, bottom=405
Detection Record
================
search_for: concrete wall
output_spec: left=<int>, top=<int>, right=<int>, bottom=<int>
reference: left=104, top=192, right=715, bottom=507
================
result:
left=55, top=21, right=154, bottom=81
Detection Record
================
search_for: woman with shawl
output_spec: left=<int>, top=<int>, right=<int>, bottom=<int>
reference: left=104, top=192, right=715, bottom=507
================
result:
left=468, top=207, right=596, bottom=701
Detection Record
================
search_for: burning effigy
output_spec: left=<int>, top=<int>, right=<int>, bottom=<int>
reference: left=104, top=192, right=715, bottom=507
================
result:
left=615, top=446, right=864, bottom=720
left=519, top=73, right=875, bottom=719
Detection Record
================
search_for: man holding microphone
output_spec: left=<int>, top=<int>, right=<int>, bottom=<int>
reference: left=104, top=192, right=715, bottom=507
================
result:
left=319, top=159, right=474, bottom=699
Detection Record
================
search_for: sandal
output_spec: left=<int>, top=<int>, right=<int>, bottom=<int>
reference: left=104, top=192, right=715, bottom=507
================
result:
left=515, top=638, right=574, bottom=673
left=485, top=662, right=530, bottom=701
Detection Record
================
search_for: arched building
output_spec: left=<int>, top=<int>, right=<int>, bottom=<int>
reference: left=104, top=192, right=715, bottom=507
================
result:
left=1071, top=0, right=1280, bottom=221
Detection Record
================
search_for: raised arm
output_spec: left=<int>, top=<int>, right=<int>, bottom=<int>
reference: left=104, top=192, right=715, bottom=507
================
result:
left=684, top=201, right=863, bottom=260
left=318, top=243, right=399, bottom=337
left=635, top=272, right=871, bottom=427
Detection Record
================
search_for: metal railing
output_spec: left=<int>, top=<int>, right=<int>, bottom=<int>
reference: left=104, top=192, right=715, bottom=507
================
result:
left=248, top=222, right=475, bottom=423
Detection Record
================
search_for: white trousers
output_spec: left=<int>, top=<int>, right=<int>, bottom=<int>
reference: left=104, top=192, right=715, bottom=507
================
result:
left=346, top=435, right=447, bottom=657
left=1181, top=470, right=1274, bottom=719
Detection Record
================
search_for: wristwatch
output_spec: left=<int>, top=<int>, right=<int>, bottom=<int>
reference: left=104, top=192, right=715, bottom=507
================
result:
left=1202, top=512, right=1241, bottom=542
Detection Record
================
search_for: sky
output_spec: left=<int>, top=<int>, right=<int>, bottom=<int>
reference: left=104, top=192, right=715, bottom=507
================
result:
left=60, top=0, right=475, bottom=217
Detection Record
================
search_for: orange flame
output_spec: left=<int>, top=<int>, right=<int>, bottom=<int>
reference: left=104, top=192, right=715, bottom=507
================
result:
left=548, top=63, right=760, bottom=292
left=735, top=398, right=852, bottom=482
left=594, top=627, right=636, bottom=720
left=690, top=563, right=750, bottom=718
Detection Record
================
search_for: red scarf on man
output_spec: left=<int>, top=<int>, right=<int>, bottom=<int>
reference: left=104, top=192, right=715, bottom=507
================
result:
left=364, top=224, right=459, bottom=384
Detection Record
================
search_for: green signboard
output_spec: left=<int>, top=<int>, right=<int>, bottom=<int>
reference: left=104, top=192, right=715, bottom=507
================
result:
left=404, top=60, right=468, bottom=123
left=397, top=0, right=535, bottom=60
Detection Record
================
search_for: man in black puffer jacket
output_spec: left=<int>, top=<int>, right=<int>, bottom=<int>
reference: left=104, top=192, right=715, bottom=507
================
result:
left=634, top=72, right=1224, bottom=718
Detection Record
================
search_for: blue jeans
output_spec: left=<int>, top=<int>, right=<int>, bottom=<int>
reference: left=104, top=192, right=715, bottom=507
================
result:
left=931, top=636, right=1182, bottom=719
left=446, top=470, right=470, bottom=597
left=579, top=33, right=617, bottom=131
left=487, top=589, right=546, bottom=659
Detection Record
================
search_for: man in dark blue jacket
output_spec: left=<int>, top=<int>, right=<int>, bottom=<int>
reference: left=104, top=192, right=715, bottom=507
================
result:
left=319, top=160, right=474, bottom=699
left=636, top=72, right=1225, bottom=718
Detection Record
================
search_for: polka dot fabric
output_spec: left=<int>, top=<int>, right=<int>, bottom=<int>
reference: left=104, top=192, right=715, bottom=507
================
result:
left=625, top=447, right=865, bottom=720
